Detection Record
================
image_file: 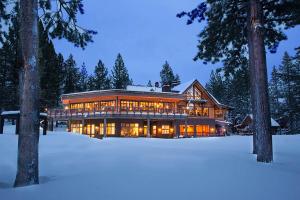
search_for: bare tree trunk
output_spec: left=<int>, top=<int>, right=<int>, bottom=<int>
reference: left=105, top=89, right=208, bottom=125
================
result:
left=14, top=0, right=40, bottom=187
left=247, top=0, right=273, bottom=162
left=247, top=1, right=257, bottom=155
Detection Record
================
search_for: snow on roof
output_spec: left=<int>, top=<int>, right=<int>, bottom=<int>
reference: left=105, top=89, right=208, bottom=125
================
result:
left=271, top=118, right=280, bottom=127
left=1, top=111, right=20, bottom=115
left=247, top=114, right=280, bottom=127
left=126, top=85, right=162, bottom=92
left=172, top=79, right=196, bottom=93
left=1, top=110, right=47, bottom=116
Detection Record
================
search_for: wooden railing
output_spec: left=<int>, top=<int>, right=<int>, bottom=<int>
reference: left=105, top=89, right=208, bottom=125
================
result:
left=48, top=107, right=189, bottom=120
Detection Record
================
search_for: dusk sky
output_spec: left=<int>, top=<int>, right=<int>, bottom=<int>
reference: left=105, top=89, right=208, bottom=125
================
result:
left=54, top=0, right=300, bottom=86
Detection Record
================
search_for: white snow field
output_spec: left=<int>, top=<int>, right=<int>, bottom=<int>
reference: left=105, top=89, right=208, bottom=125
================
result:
left=0, top=125, right=299, bottom=200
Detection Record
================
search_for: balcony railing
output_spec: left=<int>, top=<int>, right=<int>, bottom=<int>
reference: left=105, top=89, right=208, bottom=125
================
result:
left=48, top=107, right=188, bottom=120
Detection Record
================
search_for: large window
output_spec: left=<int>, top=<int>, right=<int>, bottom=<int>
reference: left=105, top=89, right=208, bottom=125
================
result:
left=161, top=125, right=170, bottom=134
left=70, top=123, right=83, bottom=134
left=99, top=123, right=115, bottom=135
left=194, top=107, right=209, bottom=117
left=186, top=87, right=202, bottom=100
left=180, top=125, right=194, bottom=137
left=214, top=109, right=223, bottom=118
left=120, top=101, right=139, bottom=111
left=121, top=123, right=139, bottom=137
left=196, top=125, right=210, bottom=136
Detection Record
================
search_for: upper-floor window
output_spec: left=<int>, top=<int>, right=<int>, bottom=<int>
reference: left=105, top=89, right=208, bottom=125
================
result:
left=186, top=86, right=202, bottom=100
left=214, top=109, right=223, bottom=118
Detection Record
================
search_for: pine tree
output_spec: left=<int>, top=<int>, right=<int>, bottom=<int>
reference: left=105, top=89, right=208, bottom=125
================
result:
left=147, top=80, right=153, bottom=87
left=111, top=53, right=131, bottom=89
left=78, top=63, right=89, bottom=92
left=39, top=22, right=62, bottom=110
left=278, top=52, right=300, bottom=130
left=91, top=60, right=110, bottom=90
left=206, top=70, right=225, bottom=102
left=13, top=0, right=96, bottom=187
left=160, top=61, right=180, bottom=88
left=63, top=55, right=80, bottom=93
left=269, top=66, right=283, bottom=119
left=0, top=5, right=20, bottom=111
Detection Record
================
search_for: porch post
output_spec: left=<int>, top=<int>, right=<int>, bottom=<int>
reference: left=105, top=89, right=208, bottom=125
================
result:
left=173, top=120, right=177, bottom=138
left=0, top=116, right=4, bottom=134
left=184, top=118, right=188, bottom=137
left=67, top=120, right=71, bottom=132
left=193, top=125, right=197, bottom=138
left=15, top=117, right=20, bottom=135
left=147, top=118, right=150, bottom=137
left=43, top=118, right=48, bottom=135
left=49, top=118, right=54, bottom=131
left=82, top=119, right=86, bottom=135
left=103, top=118, right=107, bottom=137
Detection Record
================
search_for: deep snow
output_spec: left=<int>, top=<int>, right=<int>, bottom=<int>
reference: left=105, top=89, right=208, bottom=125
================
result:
left=0, top=125, right=299, bottom=200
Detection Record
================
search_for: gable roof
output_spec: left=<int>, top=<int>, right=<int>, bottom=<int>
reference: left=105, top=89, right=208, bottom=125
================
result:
left=173, top=79, right=232, bottom=109
left=247, top=114, right=280, bottom=127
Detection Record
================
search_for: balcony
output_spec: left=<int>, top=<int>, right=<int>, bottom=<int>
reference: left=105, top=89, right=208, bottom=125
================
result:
left=48, top=107, right=188, bottom=120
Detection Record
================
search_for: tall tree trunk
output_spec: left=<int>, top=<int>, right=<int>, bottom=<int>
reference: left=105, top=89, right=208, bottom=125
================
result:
left=14, top=0, right=40, bottom=187
left=247, top=1, right=257, bottom=155
left=247, top=0, right=273, bottom=162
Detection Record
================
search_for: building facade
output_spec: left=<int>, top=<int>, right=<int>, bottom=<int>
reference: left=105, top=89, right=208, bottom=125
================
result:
left=48, top=79, right=231, bottom=138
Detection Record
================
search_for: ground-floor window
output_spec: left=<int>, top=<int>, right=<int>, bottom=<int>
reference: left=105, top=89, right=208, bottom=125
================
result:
left=152, top=125, right=157, bottom=136
left=196, top=125, right=210, bottom=136
left=86, top=124, right=96, bottom=137
left=121, top=123, right=139, bottom=137
left=162, top=125, right=170, bottom=134
left=71, top=123, right=83, bottom=134
left=179, top=125, right=194, bottom=137
left=99, top=123, right=115, bottom=136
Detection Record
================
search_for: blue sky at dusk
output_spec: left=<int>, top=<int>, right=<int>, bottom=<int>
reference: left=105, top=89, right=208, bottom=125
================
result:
left=54, top=0, right=300, bottom=86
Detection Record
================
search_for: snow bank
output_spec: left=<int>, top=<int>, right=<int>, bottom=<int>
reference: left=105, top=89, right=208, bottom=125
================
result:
left=0, top=125, right=299, bottom=200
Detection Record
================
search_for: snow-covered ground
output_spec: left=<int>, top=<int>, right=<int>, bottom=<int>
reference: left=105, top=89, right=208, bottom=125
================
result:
left=0, top=124, right=299, bottom=200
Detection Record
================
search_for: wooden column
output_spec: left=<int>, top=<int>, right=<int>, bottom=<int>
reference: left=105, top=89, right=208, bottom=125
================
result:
left=184, top=119, right=188, bottom=138
left=15, top=117, right=20, bottom=135
left=67, top=120, right=71, bottom=132
left=173, top=120, right=177, bottom=138
left=43, top=118, right=47, bottom=135
left=175, top=121, right=180, bottom=138
left=115, top=122, right=121, bottom=137
left=103, top=118, right=107, bottom=137
left=193, top=125, right=197, bottom=138
left=0, top=116, right=4, bottom=134
left=147, top=118, right=150, bottom=137
left=49, top=118, right=54, bottom=131
left=82, top=119, right=86, bottom=135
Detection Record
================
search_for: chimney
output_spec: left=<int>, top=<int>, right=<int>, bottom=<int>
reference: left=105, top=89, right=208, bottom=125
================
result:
left=162, top=84, right=171, bottom=92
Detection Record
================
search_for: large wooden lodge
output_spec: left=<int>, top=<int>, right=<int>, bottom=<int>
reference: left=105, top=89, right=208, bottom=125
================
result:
left=48, top=79, right=231, bottom=138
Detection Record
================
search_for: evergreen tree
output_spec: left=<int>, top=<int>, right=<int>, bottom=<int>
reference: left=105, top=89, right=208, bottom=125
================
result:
left=0, top=5, right=20, bottom=111
left=178, top=0, right=300, bottom=162
left=206, top=70, right=225, bottom=102
left=147, top=80, right=153, bottom=87
left=39, top=22, right=62, bottom=110
left=160, top=61, right=180, bottom=88
left=206, top=66, right=250, bottom=119
left=111, top=53, right=131, bottom=89
left=269, top=66, right=284, bottom=119
left=91, top=60, right=110, bottom=90
left=78, top=62, right=89, bottom=92
left=63, top=54, right=80, bottom=93
left=278, top=52, right=300, bottom=130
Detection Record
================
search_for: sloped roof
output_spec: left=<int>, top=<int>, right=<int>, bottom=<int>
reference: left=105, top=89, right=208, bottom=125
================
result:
left=126, top=85, right=162, bottom=92
left=173, top=79, right=231, bottom=109
left=245, top=114, right=280, bottom=127
left=172, top=79, right=196, bottom=93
